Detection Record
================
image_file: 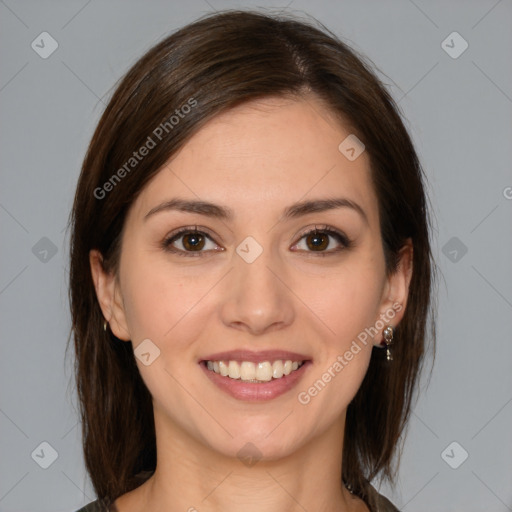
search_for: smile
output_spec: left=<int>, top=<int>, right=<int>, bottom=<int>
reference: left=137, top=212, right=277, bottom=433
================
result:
left=205, top=359, right=305, bottom=382
left=200, top=352, right=311, bottom=401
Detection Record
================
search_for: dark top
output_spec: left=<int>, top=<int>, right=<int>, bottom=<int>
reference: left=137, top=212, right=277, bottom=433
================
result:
left=75, top=477, right=399, bottom=512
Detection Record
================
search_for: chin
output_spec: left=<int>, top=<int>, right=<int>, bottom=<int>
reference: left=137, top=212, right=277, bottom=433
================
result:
left=201, top=420, right=312, bottom=463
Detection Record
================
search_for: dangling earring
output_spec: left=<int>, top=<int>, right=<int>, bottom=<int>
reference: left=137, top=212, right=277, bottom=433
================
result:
left=103, top=320, right=108, bottom=332
left=382, top=325, right=394, bottom=361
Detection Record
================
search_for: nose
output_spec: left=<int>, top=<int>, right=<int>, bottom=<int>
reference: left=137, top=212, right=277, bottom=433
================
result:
left=219, top=245, right=295, bottom=336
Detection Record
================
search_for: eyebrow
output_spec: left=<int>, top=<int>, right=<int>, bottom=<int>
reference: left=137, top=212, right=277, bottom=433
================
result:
left=144, top=197, right=368, bottom=225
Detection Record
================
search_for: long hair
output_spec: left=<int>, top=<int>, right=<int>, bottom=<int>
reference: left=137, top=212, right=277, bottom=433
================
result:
left=67, top=9, right=436, bottom=506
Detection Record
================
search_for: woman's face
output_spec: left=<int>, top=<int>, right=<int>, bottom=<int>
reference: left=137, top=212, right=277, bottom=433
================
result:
left=92, top=95, right=411, bottom=461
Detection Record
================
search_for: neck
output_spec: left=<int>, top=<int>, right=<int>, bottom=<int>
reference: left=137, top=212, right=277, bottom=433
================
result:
left=131, top=410, right=365, bottom=512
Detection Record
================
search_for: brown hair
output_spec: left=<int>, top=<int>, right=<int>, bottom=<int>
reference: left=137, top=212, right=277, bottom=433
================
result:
left=67, top=9, right=436, bottom=506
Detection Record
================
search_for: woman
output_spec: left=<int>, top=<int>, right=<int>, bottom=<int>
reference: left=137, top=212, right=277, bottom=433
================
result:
left=69, top=9, right=436, bottom=512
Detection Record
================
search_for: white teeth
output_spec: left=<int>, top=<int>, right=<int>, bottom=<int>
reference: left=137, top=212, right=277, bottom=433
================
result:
left=205, top=359, right=304, bottom=382
left=256, top=361, right=273, bottom=382
left=219, top=360, right=229, bottom=376
left=228, top=360, right=240, bottom=379
left=240, top=361, right=256, bottom=381
left=272, top=360, right=284, bottom=378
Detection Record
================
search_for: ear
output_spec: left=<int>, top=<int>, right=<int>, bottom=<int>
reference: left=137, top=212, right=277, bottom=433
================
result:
left=373, top=239, right=413, bottom=346
left=89, top=249, right=131, bottom=341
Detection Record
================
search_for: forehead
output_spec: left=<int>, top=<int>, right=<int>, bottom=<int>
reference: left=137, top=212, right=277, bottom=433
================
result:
left=129, top=95, right=378, bottom=227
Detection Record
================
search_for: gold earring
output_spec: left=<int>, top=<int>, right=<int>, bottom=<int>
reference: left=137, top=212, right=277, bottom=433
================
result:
left=103, top=320, right=108, bottom=332
left=382, top=325, right=394, bottom=361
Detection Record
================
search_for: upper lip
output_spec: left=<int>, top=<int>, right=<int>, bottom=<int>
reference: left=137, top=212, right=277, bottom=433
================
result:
left=200, top=350, right=311, bottom=364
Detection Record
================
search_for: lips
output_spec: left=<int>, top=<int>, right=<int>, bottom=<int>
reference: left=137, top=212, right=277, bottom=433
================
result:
left=199, top=349, right=312, bottom=401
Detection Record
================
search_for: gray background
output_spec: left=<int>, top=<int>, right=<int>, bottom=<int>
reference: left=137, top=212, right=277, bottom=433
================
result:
left=1, top=0, right=511, bottom=511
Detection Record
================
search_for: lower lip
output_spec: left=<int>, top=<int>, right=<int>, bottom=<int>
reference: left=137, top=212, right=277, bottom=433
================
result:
left=200, top=361, right=311, bottom=401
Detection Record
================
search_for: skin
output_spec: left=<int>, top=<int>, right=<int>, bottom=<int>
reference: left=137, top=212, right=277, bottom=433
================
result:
left=90, top=94, right=413, bottom=512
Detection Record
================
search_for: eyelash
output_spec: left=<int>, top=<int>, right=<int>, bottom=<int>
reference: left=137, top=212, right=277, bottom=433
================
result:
left=161, top=224, right=353, bottom=258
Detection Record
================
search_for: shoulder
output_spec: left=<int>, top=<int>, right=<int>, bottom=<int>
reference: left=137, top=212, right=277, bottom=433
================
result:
left=74, top=499, right=109, bottom=512
left=363, top=481, right=400, bottom=512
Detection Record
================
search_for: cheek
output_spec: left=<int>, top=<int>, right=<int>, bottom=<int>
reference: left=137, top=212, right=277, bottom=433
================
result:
left=296, top=271, right=383, bottom=422
left=316, top=264, right=384, bottom=346
left=119, top=259, right=214, bottom=412
left=119, top=253, right=217, bottom=347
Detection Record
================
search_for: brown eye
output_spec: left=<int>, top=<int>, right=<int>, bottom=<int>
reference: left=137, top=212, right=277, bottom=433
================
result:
left=162, top=227, right=220, bottom=256
left=305, top=231, right=329, bottom=251
left=292, top=226, right=353, bottom=255
left=181, top=232, right=206, bottom=251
